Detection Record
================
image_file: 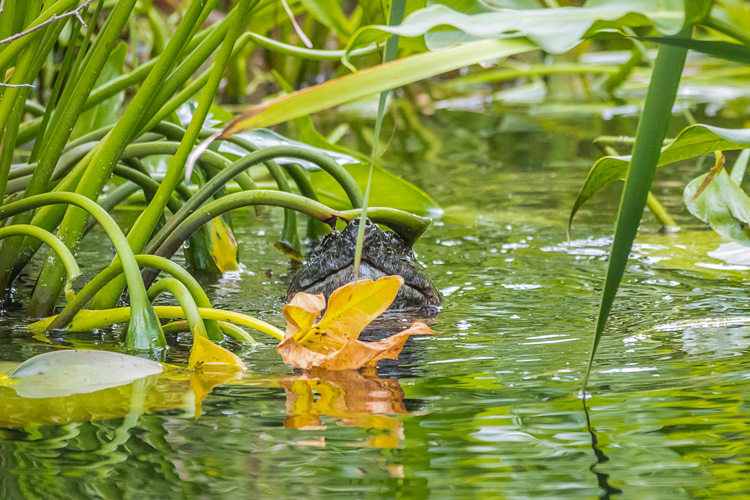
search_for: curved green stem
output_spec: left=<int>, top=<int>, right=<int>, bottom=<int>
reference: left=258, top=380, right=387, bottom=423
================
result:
left=154, top=190, right=337, bottom=260
left=335, top=207, right=432, bottom=246
left=246, top=31, right=380, bottom=60
left=32, top=306, right=284, bottom=341
left=0, top=225, right=81, bottom=289
left=46, top=253, right=221, bottom=340
left=0, top=193, right=164, bottom=349
left=146, top=146, right=363, bottom=255
left=162, top=319, right=256, bottom=343
left=153, top=189, right=431, bottom=261
left=147, top=278, right=207, bottom=338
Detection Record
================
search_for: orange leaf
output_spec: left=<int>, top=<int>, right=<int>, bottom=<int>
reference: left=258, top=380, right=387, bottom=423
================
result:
left=277, top=276, right=436, bottom=371
left=283, top=292, right=326, bottom=336
left=295, top=276, right=403, bottom=347
left=277, top=322, right=434, bottom=371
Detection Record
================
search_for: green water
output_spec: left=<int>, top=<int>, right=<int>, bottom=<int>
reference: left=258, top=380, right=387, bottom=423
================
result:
left=3, top=108, right=750, bottom=499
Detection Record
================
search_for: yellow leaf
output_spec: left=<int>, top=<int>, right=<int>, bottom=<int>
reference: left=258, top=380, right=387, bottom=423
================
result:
left=208, top=217, right=239, bottom=273
left=188, top=332, right=246, bottom=373
left=283, top=292, right=326, bottom=336
left=277, top=275, right=436, bottom=371
left=296, top=276, right=403, bottom=347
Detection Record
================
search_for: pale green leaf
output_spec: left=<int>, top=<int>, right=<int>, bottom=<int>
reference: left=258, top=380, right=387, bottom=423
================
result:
left=9, top=350, right=163, bottom=399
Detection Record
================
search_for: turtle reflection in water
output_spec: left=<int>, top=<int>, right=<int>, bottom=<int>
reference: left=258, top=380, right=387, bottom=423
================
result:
left=287, top=218, right=442, bottom=313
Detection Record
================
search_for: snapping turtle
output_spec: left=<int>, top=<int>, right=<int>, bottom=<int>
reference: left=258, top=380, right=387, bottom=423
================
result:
left=287, top=218, right=442, bottom=311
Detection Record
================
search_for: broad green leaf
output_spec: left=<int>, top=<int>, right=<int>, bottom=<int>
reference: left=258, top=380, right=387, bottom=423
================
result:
left=684, top=168, right=750, bottom=246
left=571, top=124, right=750, bottom=231
left=187, top=38, right=536, bottom=174
left=309, top=162, right=443, bottom=217
left=644, top=37, right=750, bottom=65
left=71, top=42, right=128, bottom=139
left=354, top=0, right=691, bottom=54
left=271, top=70, right=364, bottom=160
left=8, top=350, right=163, bottom=399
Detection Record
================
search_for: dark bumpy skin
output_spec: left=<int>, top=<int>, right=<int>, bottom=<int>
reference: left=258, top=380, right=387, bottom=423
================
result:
left=287, top=218, right=442, bottom=311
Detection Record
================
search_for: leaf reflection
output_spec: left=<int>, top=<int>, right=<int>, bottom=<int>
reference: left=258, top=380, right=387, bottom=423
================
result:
left=279, top=367, right=408, bottom=449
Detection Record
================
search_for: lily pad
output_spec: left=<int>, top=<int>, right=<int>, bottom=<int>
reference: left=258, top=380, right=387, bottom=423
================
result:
left=9, top=350, right=163, bottom=399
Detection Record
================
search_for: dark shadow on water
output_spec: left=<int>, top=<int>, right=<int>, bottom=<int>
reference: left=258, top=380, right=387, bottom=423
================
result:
left=583, top=397, right=623, bottom=500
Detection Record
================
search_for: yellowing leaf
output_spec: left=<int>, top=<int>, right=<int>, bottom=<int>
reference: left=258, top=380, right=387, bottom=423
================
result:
left=277, top=276, right=435, bottom=371
left=188, top=332, right=246, bottom=373
left=279, top=368, right=407, bottom=448
left=208, top=217, right=239, bottom=273
left=297, top=276, right=403, bottom=346
left=284, top=292, right=326, bottom=336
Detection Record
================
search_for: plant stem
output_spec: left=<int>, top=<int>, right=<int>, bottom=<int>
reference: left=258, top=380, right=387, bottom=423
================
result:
left=145, top=146, right=363, bottom=256
left=46, top=254, right=220, bottom=340
left=0, top=225, right=80, bottom=284
left=32, top=306, right=285, bottom=341
left=147, top=278, right=207, bottom=338
left=0, top=192, right=164, bottom=349
left=29, top=0, right=214, bottom=317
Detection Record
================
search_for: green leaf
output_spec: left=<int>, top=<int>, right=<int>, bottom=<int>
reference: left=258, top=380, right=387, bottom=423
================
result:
left=300, top=0, right=355, bottom=36
left=70, top=42, right=128, bottom=140
left=218, top=38, right=538, bottom=135
left=309, top=162, right=442, bottom=218
left=9, top=350, right=163, bottom=399
left=685, top=168, right=750, bottom=246
left=571, top=124, right=750, bottom=231
left=584, top=26, right=691, bottom=389
left=730, top=149, right=750, bottom=184
left=355, top=0, right=691, bottom=54
left=643, top=37, right=750, bottom=65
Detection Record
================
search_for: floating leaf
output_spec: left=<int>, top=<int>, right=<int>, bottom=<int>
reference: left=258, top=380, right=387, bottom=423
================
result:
left=283, top=292, right=326, bottom=336
left=277, top=276, right=435, bottom=370
left=8, top=350, right=163, bottom=399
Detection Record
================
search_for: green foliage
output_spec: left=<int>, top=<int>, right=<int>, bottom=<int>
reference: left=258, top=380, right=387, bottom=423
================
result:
left=0, top=0, right=746, bottom=364
left=571, top=125, right=750, bottom=232
left=584, top=26, right=692, bottom=388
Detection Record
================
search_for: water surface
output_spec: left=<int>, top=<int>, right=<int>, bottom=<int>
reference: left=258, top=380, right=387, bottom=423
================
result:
left=2, top=108, right=750, bottom=499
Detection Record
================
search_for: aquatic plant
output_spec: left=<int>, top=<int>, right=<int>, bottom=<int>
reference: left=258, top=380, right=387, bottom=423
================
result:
left=1, top=0, right=748, bottom=386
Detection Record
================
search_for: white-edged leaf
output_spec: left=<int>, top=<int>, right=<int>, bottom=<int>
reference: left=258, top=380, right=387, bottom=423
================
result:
left=10, top=350, right=163, bottom=399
